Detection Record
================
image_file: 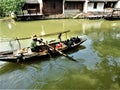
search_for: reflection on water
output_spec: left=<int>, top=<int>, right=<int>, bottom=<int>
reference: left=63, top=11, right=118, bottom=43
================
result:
left=82, top=20, right=103, bottom=34
left=0, top=19, right=120, bottom=89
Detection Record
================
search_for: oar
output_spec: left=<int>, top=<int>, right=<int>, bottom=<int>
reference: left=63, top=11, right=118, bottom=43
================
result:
left=46, top=43, right=78, bottom=62
left=55, top=48, right=78, bottom=62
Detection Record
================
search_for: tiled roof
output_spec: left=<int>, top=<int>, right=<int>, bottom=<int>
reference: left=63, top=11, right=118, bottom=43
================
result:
left=26, top=0, right=39, bottom=3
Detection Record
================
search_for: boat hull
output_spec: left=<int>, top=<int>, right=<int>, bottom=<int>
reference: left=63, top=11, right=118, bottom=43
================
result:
left=0, top=36, right=87, bottom=62
left=104, top=16, right=120, bottom=20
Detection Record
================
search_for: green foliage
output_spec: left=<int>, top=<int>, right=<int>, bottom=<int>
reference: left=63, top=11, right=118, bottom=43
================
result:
left=0, top=0, right=25, bottom=18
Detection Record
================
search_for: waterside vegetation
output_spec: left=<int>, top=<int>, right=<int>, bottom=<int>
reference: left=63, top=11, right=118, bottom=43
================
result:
left=0, top=0, right=25, bottom=18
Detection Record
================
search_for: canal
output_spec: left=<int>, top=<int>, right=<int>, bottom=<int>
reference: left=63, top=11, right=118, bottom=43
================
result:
left=0, top=19, right=120, bottom=89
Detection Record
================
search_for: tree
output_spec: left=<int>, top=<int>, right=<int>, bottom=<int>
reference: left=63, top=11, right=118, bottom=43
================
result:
left=0, top=0, right=25, bottom=18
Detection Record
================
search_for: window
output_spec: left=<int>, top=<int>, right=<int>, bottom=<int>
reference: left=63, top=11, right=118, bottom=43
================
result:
left=65, top=2, right=78, bottom=9
left=53, top=2, right=56, bottom=9
left=52, top=0, right=56, bottom=9
left=104, top=2, right=116, bottom=8
left=94, top=2, right=97, bottom=9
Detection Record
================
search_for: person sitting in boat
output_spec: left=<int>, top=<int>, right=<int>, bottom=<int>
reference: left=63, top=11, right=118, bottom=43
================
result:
left=31, top=35, right=43, bottom=52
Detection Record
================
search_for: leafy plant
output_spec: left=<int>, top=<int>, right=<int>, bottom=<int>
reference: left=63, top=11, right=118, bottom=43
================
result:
left=0, top=0, right=25, bottom=18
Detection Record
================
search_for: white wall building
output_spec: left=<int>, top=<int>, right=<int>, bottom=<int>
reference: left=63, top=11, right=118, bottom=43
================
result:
left=115, top=0, right=120, bottom=8
left=83, top=0, right=118, bottom=13
left=87, top=1, right=104, bottom=12
left=38, top=0, right=43, bottom=14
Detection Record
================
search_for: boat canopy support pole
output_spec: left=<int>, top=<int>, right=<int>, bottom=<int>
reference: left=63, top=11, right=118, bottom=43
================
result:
left=65, top=32, right=68, bottom=39
left=16, top=38, right=21, bottom=49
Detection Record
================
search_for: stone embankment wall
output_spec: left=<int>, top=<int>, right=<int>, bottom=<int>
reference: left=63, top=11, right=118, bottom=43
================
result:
left=44, top=12, right=105, bottom=19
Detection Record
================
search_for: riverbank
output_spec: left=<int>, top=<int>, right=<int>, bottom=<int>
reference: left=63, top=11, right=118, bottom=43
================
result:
left=15, top=12, right=104, bottom=21
left=44, top=12, right=104, bottom=19
left=1, top=11, right=119, bottom=21
left=0, top=17, right=13, bottom=21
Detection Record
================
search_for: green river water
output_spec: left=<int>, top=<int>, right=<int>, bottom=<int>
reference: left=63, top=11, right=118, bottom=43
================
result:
left=0, top=19, right=120, bottom=89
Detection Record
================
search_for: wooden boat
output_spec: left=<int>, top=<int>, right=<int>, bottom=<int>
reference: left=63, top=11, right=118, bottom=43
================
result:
left=104, top=15, right=120, bottom=20
left=104, top=8, right=120, bottom=20
left=0, top=35, right=87, bottom=62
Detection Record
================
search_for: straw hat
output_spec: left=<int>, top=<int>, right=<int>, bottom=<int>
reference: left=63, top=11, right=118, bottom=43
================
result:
left=32, top=35, right=37, bottom=39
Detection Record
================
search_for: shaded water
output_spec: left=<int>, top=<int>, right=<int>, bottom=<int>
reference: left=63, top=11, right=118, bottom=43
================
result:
left=0, top=19, right=120, bottom=89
